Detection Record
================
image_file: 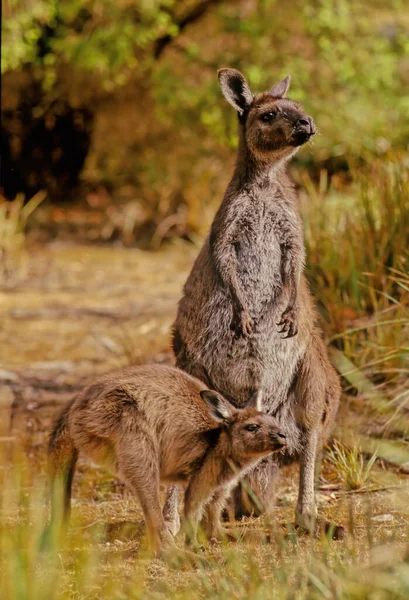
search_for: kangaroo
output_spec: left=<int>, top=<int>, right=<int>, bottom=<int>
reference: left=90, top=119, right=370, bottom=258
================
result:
left=169, top=68, right=341, bottom=533
left=46, top=364, right=285, bottom=554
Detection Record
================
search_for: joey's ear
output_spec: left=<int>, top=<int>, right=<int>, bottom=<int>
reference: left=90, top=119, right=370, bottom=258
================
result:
left=247, top=390, right=263, bottom=411
left=218, top=68, right=254, bottom=114
left=269, top=75, right=291, bottom=98
left=200, top=390, right=233, bottom=424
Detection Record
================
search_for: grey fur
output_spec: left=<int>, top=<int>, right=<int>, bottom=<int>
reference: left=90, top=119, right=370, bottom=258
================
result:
left=170, top=68, right=341, bottom=529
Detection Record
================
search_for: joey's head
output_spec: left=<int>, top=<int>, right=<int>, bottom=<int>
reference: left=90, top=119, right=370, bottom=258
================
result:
left=218, top=67, right=316, bottom=164
left=200, top=389, right=286, bottom=464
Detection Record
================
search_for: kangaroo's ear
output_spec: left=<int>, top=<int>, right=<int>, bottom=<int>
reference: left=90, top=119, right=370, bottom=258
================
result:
left=200, top=390, right=233, bottom=424
left=218, top=68, right=254, bottom=114
left=247, top=390, right=263, bottom=411
left=269, top=75, right=291, bottom=98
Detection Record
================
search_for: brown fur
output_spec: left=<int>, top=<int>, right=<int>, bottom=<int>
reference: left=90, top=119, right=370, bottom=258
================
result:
left=46, top=364, right=285, bottom=553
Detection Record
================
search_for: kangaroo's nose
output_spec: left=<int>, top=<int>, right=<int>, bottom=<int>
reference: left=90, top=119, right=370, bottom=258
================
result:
left=297, top=118, right=310, bottom=127
left=271, top=431, right=286, bottom=448
left=297, top=117, right=316, bottom=135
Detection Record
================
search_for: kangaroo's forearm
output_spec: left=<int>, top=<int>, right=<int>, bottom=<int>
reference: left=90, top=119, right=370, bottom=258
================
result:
left=281, top=244, right=301, bottom=311
left=284, top=267, right=298, bottom=311
left=211, top=240, right=249, bottom=313
left=228, top=263, right=249, bottom=312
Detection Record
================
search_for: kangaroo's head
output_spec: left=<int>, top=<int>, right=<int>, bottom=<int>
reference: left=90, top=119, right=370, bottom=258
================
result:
left=218, top=67, right=316, bottom=164
left=200, top=389, right=286, bottom=464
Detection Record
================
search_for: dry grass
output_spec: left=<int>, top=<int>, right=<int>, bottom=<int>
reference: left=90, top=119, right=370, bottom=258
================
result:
left=1, top=452, right=409, bottom=600
left=326, top=441, right=378, bottom=491
left=303, top=159, right=409, bottom=380
left=0, top=192, right=46, bottom=285
left=1, top=158, right=409, bottom=598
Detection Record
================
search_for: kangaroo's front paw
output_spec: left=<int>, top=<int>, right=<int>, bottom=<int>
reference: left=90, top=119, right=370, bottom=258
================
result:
left=277, top=307, right=298, bottom=338
left=231, top=310, right=254, bottom=338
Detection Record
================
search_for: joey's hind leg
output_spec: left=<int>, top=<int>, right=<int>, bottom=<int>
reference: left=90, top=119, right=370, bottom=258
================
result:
left=163, top=485, right=181, bottom=537
left=117, top=433, right=172, bottom=555
left=201, top=484, right=236, bottom=543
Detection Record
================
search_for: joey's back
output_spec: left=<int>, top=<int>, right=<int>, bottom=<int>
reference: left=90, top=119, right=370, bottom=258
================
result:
left=66, top=364, right=284, bottom=482
left=69, top=365, right=216, bottom=475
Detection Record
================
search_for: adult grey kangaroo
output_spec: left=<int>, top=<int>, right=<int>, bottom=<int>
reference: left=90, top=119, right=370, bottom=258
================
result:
left=168, top=68, right=341, bottom=532
left=46, top=364, right=285, bottom=555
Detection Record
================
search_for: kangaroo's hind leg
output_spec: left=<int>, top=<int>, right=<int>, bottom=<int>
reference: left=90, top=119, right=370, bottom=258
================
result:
left=225, top=456, right=280, bottom=521
left=163, top=485, right=182, bottom=536
left=201, top=483, right=237, bottom=543
left=294, top=330, right=342, bottom=536
left=117, top=432, right=172, bottom=555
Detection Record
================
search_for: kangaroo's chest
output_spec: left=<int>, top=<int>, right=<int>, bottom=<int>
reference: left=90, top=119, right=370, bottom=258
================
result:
left=234, top=193, right=299, bottom=306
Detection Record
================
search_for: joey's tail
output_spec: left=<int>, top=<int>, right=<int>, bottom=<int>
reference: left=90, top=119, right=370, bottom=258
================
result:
left=42, top=402, right=78, bottom=548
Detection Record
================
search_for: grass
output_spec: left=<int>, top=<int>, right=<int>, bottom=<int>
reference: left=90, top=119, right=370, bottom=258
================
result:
left=0, top=192, right=46, bottom=285
left=1, top=454, right=409, bottom=600
left=303, top=159, right=409, bottom=330
left=326, top=441, right=378, bottom=491
left=302, top=158, right=409, bottom=438
left=1, top=156, right=409, bottom=598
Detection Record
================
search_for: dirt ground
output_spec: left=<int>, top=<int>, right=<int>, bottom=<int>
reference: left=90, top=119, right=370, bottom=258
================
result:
left=1, top=241, right=409, bottom=597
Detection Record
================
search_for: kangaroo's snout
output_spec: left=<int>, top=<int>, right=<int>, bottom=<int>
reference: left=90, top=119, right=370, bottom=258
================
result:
left=270, top=430, right=286, bottom=451
left=293, top=114, right=315, bottom=145
left=297, top=116, right=315, bottom=133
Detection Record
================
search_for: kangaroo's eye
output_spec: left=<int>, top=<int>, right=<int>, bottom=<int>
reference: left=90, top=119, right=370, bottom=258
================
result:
left=245, top=424, right=260, bottom=432
left=260, top=111, right=277, bottom=122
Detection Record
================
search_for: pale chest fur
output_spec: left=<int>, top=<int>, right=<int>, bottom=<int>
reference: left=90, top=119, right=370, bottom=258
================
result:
left=175, top=185, right=309, bottom=414
left=232, top=188, right=304, bottom=318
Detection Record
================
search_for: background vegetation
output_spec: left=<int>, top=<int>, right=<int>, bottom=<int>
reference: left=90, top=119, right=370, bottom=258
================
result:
left=1, top=1, right=409, bottom=599
left=3, top=0, right=409, bottom=218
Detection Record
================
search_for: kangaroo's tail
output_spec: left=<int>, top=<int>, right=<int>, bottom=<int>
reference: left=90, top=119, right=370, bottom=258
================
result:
left=42, top=401, right=78, bottom=549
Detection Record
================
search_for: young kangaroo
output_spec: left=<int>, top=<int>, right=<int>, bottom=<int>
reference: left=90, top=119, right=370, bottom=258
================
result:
left=169, top=68, right=341, bottom=532
left=46, top=364, right=285, bottom=554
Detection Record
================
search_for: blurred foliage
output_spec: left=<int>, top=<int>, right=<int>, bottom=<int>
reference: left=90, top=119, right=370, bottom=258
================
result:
left=304, top=158, right=409, bottom=320
left=303, top=158, right=409, bottom=384
left=2, top=0, right=177, bottom=87
left=154, top=0, right=409, bottom=160
left=2, top=0, right=409, bottom=202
